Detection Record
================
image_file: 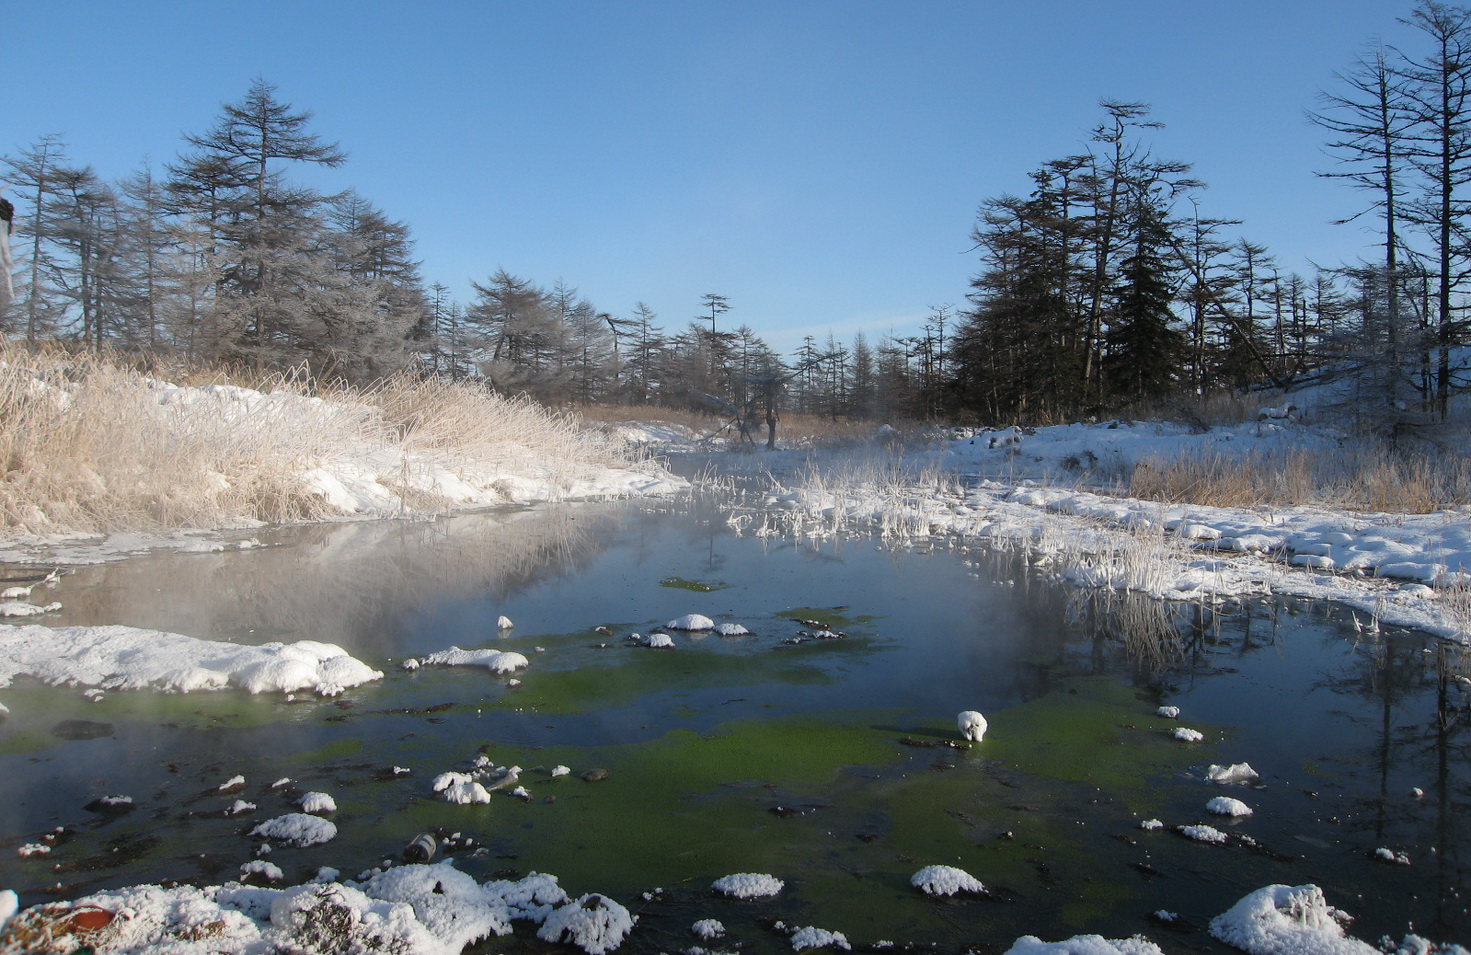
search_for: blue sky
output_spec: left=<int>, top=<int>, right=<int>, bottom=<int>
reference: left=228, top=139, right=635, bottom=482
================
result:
left=6, top=1, right=1411, bottom=353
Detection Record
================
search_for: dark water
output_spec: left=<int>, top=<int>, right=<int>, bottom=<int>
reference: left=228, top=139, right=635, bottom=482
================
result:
left=0, top=496, right=1466, bottom=953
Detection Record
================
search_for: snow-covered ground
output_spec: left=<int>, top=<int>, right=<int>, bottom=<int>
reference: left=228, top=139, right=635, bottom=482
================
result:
left=0, top=863, right=1454, bottom=954
left=726, top=417, right=1471, bottom=644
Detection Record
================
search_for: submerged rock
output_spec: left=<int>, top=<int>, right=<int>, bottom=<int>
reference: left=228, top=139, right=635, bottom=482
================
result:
left=51, top=719, right=114, bottom=740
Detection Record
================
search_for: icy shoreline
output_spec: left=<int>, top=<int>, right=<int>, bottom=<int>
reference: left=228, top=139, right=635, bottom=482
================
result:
left=746, top=420, right=1471, bottom=644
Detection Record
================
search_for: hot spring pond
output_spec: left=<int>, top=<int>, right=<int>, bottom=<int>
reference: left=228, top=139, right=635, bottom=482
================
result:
left=0, top=497, right=1467, bottom=953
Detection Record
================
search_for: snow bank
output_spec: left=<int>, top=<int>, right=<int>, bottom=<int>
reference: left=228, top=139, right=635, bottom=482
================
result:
left=1208, top=884, right=1379, bottom=955
left=769, top=419, right=1471, bottom=641
left=0, top=625, right=382, bottom=696
left=0, top=865, right=581, bottom=955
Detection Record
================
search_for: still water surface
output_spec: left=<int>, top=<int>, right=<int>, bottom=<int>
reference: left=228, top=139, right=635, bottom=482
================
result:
left=0, top=496, right=1466, bottom=952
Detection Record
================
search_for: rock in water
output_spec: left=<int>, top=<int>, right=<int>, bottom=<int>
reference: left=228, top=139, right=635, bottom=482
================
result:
left=403, top=832, right=437, bottom=863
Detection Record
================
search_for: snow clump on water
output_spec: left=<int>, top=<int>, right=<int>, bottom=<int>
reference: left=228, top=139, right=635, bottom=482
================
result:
left=536, top=893, right=636, bottom=955
left=911, top=863, right=986, bottom=896
left=298, top=791, right=336, bottom=814
left=693, top=918, right=726, bottom=939
left=712, top=872, right=784, bottom=898
left=414, top=646, right=529, bottom=674
left=1208, top=883, right=1379, bottom=955
left=1207, top=796, right=1253, bottom=818
left=1179, top=824, right=1228, bottom=844
left=715, top=622, right=750, bottom=635
left=646, top=632, right=676, bottom=649
left=666, top=613, right=715, bottom=631
left=249, top=812, right=337, bottom=847
left=1173, top=727, right=1205, bottom=742
left=240, top=859, right=284, bottom=882
left=433, top=772, right=492, bottom=805
left=957, top=710, right=988, bottom=742
left=791, top=925, right=851, bottom=951
left=1207, top=762, right=1260, bottom=784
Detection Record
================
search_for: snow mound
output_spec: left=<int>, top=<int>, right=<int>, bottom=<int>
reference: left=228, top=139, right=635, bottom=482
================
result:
left=267, top=881, right=451, bottom=955
left=1173, top=727, right=1205, bottom=742
left=647, top=632, right=676, bottom=649
left=791, top=925, right=851, bottom=951
left=0, top=625, right=382, bottom=696
left=957, top=710, right=988, bottom=742
left=1207, top=762, right=1260, bottom=784
left=1209, top=884, right=1378, bottom=955
left=911, top=863, right=986, bottom=896
left=250, top=812, right=337, bottom=847
left=1179, top=824, right=1228, bottom=844
left=241, top=860, right=284, bottom=882
left=537, top=893, right=636, bottom=955
left=356, top=864, right=513, bottom=949
left=693, top=918, right=726, bottom=939
left=433, top=772, right=492, bottom=805
left=1004, top=935, right=1164, bottom=955
left=715, top=622, right=750, bottom=635
left=712, top=872, right=784, bottom=898
left=666, top=614, right=715, bottom=631
left=1207, top=796, right=1253, bottom=818
left=298, top=791, right=336, bottom=814
left=417, top=646, right=530, bottom=674
left=1156, top=706, right=1180, bottom=718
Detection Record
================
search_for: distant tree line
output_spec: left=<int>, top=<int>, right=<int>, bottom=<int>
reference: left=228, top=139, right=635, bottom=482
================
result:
left=950, top=0, right=1471, bottom=430
left=5, top=3, right=1470, bottom=436
left=0, top=79, right=940, bottom=426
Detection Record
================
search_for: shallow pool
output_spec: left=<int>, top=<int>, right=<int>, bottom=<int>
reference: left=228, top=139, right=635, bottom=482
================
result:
left=0, top=497, right=1466, bottom=952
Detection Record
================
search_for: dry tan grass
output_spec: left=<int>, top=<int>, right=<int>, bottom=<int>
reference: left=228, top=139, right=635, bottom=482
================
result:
left=1124, top=447, right=1471, bottom=513
left=0, top=346, right=630, bottom=536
